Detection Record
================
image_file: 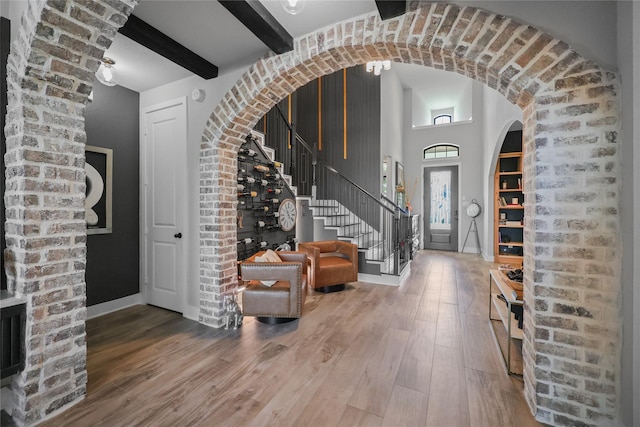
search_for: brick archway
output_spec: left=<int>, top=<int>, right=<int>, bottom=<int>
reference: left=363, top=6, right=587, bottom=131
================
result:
left=4, top=1, right=621, bottom=425
left=200, top=3, right=621, bottom=425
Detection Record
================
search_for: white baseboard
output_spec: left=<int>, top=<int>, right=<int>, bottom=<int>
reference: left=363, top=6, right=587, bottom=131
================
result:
left=183, top=304, right=199, bottom=321
left=358, top=261, right=411, bottom=286
left=87, top=294, right=143, bottom=319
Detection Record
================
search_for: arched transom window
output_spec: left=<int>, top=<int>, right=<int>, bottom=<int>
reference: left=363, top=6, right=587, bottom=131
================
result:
left=433, top=114, right=453, bottom=125
left=423, top=144, right=460, bottom=160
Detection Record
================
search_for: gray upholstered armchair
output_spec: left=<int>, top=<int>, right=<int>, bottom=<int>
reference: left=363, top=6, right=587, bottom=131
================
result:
left=239, top=251, right=310, bottom=324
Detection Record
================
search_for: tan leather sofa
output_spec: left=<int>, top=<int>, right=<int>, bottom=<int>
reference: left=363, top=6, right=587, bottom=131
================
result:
left=298, top=240, right=358, bottom=293
left=240, top=251, right=309, bottom=324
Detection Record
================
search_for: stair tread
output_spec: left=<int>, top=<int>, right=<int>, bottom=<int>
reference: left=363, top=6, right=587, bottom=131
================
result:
left=338, top=231, right=371, bottom=238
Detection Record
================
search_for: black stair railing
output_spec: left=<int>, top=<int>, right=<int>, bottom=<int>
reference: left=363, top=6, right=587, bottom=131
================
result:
left=294, top=133, right=412, bottom=275
left=268, top=107, right=412, bottom=275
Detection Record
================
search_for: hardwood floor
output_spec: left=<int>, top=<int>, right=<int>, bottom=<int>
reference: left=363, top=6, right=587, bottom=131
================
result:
left=42, top=250, right=541, bottom=427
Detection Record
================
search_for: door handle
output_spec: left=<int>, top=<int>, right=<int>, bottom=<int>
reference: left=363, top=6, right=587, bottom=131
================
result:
left=174, top=232, right=182, bottom=239
left=454, top=210, right=458, bottom=220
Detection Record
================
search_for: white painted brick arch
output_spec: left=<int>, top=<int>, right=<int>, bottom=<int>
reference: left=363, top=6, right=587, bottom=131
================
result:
left=4, top=1, right=621, bottom=425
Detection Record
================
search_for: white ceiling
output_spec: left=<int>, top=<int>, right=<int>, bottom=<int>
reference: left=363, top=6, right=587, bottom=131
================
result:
left=103, top=0, right=378, bottom=92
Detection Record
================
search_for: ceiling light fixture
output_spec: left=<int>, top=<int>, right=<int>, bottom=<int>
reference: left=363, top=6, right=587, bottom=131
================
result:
left=365, top=60, right=391, bottom=76
left=95, top=57, right=120, bottom=87
left=281, top=0, right=306, bottom=15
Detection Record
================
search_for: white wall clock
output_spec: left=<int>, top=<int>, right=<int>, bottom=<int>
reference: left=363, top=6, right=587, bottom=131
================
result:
left=278, top=198, right=297, bottom=231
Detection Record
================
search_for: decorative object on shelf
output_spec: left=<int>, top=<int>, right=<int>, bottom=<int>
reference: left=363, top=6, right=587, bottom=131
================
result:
left=95, top=57, right=119, bottom=87
left=85, top=145, right=113, bottom=235
left=278, top=198, right=297, bottom=231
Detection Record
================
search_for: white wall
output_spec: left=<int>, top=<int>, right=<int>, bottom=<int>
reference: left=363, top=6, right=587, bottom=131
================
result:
left=380, top=69, right=404, bottom=197
left=617, top=1, right=640, bottom=425
left=410, top=72, right=473, bottom=128
left=402, top=80, right=485, bottom=253
left=139, top=67, right=245, bottom=319
left=0, top=0, right=29, bottom=42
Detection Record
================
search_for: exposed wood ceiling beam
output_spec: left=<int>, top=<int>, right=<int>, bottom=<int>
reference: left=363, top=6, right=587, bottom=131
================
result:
left=375, top=0, right=407, bottom=20
left=218, top=0, right=294, bottom=55
left=118, top=14, right=218, bottom=79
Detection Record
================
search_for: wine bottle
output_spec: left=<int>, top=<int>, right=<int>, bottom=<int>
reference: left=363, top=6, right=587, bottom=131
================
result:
left=266, top=188, right=282, bottom=194
left=260, top=179, right=268, bottom=186
left=256, top=221, right=265, bottom=228
left=239, top=148, right=257, bottom=157
left=272, top=161, right=282, bottom=168
left=265, top=172, right=280, bottom=180
left=237, top=184, right=245, bottom=191
left=254, top=165, right=269, bottom=173
left=257, top=241, right=268, bottom=248
left=238, top=191, right=257, bottom=198
left=254, top=205, right=270, bottom=212
left=238, top=155, right=247, bottom=162
left=238, top=176, right=255, bottom=184
left=237, top=237, right=253, bottom=245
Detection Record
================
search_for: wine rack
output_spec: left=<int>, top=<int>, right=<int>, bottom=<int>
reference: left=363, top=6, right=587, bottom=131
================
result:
left=236, top=132, right=296, bottom=262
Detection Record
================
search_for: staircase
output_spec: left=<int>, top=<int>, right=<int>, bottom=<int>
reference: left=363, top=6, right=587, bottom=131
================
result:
left=249, top=130, right=296, bottom=197
left=250, top=110, right=414, bottom=282
left=306, top=198, right=399, bottom=276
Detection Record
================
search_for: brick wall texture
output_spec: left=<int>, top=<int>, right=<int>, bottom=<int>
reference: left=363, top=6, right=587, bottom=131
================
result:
left=4, top=1, right=621, bottom=426
left=3, top=0, right=136, bottom=425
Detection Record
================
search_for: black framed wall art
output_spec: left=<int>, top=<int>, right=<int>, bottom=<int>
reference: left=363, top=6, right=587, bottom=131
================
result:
left=85, top=145, right=113, bottom=234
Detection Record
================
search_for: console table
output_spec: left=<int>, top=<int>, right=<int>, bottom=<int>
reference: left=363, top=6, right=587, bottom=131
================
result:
left=488, top=269, right=523, bottom=376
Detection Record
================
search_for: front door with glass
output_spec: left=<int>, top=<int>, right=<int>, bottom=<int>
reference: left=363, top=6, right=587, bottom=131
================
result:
left=423, top=165, right=459, bottom=251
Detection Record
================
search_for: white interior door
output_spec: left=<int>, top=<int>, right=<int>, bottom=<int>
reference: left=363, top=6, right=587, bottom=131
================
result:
left=143, top=98, right=187, bottom=313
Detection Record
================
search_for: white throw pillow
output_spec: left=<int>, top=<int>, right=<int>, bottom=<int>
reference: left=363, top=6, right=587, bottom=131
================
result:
left=254, top=249, right=281, bottom=287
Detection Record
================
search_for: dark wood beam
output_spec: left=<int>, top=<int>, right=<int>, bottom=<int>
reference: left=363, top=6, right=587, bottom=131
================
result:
left=218, top=0, right=293, bottom=55
left=118, top=15, right=218, bottom=79
left=375, top=0, right=407, bottom=20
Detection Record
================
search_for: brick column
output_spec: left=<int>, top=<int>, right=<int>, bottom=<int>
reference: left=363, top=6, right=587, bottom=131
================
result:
left=3, top=0, right=135, bottom=424
left=523, top=72, right=621, bottom=426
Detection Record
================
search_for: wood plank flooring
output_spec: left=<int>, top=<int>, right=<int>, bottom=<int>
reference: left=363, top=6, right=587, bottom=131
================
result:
left=42, top=250, right=541, bottom=427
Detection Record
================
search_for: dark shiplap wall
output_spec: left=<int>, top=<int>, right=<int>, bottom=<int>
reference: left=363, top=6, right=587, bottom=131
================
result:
left=257, top=65, right=381, bottom=198
left=84, top=83, right=139, bottom=306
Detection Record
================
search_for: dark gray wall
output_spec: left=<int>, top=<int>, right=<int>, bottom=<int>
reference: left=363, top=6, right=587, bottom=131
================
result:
left=84, top=83, right=139, bottom=306
left=256, top=65, right=381, bottom=199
